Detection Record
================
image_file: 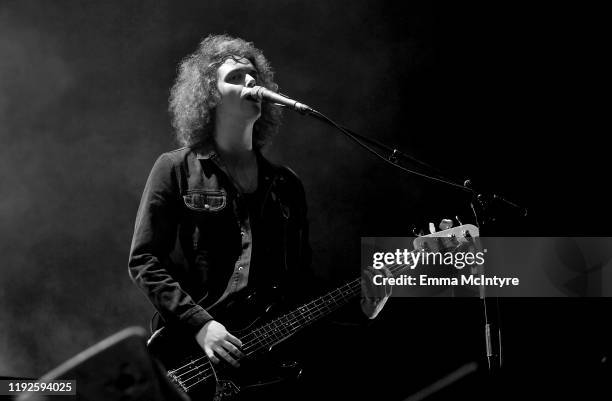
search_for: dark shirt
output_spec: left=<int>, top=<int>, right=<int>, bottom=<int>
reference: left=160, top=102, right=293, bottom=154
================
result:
left=241, top=189, right=262, bottom=287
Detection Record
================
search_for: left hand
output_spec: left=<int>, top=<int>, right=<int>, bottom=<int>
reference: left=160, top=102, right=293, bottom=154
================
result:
left=361, top=266, right=393, bottom=319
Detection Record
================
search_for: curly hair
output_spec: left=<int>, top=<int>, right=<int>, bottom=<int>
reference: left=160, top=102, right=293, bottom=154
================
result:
left=169, top=34, right=282, bottom=148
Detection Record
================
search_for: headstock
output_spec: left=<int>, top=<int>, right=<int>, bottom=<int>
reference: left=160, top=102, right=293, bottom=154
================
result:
left=412, top=221, right=480, bottom=252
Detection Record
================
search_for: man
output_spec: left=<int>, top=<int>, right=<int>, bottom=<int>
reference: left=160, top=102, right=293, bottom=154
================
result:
left=128, top=34, right=389, bottom=384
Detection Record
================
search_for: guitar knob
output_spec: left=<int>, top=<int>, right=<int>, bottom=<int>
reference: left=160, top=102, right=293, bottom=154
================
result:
left=280, top=360, right=298, bottom=368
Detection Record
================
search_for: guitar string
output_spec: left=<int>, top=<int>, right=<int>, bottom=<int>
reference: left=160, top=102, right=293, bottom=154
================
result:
left=173, top=277, right=364, bottom=372
left=176, top=279, right=365, bottom=388
left=174, top=236, right=477, bottom=390
left=176, top=255, right=430, bottom=389
left=177, top=281, right=362, bottom=389
left=181, top=280, right=364, bottom=391
left=175, top=261, right=413, bottom=390
left=171, top=277, right=366, bottom=380
left=176, top=245, right=467, bottom=389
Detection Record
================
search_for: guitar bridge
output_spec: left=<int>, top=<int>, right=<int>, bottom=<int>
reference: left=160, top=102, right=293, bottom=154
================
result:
left=214, top=380, right=240, bottom=401
left=167, top=371, right=188, bottom=393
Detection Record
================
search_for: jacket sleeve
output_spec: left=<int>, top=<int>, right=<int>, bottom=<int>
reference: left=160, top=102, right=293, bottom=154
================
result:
left=128, top=154, right=213, bottom=333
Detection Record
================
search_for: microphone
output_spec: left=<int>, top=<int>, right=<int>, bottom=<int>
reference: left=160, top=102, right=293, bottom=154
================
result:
left=245, top=86, right=314, bottom=114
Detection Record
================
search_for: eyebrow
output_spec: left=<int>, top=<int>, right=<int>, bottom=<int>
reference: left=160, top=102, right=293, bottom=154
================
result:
left=227, top=66, right=258, bottom=76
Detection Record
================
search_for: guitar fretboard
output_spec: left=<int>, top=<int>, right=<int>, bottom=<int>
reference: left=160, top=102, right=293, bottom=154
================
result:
left=169, top=225, right=480, bottom=394
left=245, top=278, right=362, bottom=353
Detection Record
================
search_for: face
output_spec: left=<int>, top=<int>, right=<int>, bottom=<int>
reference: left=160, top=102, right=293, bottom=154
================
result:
left=214, top=57, right=261, bottom=122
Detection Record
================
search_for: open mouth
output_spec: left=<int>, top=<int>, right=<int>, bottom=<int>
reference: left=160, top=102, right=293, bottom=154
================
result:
left=241, top=87, right=261, bottom=104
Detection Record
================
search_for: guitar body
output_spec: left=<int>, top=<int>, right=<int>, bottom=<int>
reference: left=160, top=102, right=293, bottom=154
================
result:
left=147, top=289, right=303, bottom=400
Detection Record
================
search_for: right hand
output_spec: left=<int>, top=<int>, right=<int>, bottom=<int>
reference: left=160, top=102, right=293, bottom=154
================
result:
left=195, top=320, right=244, bottom=368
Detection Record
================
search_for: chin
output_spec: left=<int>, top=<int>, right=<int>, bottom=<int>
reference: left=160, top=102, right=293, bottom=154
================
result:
left=247, top=104, right=262, bottom=118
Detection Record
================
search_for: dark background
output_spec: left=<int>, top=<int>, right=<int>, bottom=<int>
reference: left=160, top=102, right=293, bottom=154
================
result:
left=1, top=1, right=609, bottom=399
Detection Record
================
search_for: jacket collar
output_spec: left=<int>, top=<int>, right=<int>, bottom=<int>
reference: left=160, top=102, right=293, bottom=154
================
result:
left=193, top=140, right=218, bottom=161
left=193, top=141, right=279, bottom=183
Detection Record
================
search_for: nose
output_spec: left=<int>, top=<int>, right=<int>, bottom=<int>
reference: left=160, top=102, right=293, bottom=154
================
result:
left=245, top=73, right=256, bottom=88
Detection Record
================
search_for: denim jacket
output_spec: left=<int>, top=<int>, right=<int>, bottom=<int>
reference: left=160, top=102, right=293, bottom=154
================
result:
left=128, top=144, right=312, bottom=334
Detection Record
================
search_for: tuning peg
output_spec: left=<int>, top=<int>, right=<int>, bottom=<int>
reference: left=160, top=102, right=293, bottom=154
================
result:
left=438, top=219, right=453, bottom=231
left=428, top=222, right=436, bottom=234
left=412, top=227, right=425, bottom=237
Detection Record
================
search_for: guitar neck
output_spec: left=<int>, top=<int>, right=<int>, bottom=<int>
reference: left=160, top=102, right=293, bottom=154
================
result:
left=247, top=259, right=417, bottom=353
left=245, top=225, right=481, bottom=353
left=246, top=278, right=362, bottom=353
left=167, top=225, right=481, bottom=395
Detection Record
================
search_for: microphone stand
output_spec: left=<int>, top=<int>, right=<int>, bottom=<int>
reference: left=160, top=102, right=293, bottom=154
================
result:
left=469, top=191, right=503, bottom=374
left=287, top=104, right=527, bottom=374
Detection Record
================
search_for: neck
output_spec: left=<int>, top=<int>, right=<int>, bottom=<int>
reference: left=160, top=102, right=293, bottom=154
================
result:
left=214, top=115, right=255, bottom=157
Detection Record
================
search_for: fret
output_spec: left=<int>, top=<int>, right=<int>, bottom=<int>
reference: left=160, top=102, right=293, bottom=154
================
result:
left=270, top=319, right=281, bottom=336
left=162, top=262, right=431, bottom=396
left=278, top=315, right=291, bottom=333
left=246, top=276, right=367, bottom=354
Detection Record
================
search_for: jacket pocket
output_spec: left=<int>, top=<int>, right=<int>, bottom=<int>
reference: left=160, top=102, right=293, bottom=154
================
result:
left=183, top=190, right=227, bottom=212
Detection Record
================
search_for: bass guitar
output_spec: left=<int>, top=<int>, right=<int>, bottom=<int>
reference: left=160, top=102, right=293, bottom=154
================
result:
left=147, top=224, right=479, bottom=400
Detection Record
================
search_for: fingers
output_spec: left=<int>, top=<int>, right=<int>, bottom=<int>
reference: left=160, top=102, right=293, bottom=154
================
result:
left=206, top=339, right=243, bottom=368
left=204, top=347, right=220, bottom=365
left=213, top=347, right=240, bottom=368
left=381, top=266, right=393, bottom=296
left=222, top=340, right=245, bottom=359
left=362, top=266, right=393, bottom=299
left=362, top=268, right=375, bottom=290
left=226, top=333, right=243, bottom=348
